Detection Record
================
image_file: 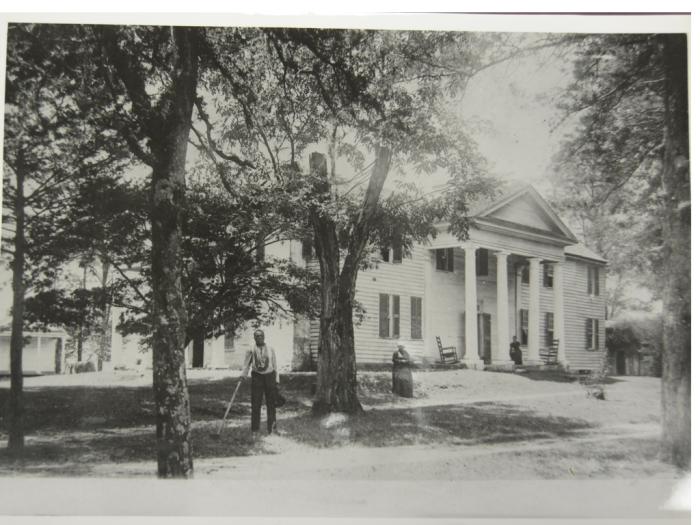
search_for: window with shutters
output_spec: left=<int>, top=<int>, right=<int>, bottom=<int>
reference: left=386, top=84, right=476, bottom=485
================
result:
left=379, top=294, right=401, bottom=338
left=379, top=294, right=390, bottom=338
left=519, top=309, right=529, bottom=346
left=544, top=312, right=554, bottom=347
left=521, top=264, right=530, bottom=284
left=379, top=245, right=402, bottom=264
left=585, top=318, right=600, bottom=350
left=543, top=263, right=554, bottom=288
left=410, top=297, right=422, bottom=339
left=436, top=248, right=454, bottom=272
left=587, top=265, right=600, bottom=296
left=392, top=295, right=400, bottom=338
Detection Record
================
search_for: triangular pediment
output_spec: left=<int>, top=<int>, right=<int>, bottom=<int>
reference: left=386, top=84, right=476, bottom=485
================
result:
left=474, top=186, right=578, bottom=242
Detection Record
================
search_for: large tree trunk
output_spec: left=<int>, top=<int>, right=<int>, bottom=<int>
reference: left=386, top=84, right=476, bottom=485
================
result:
left=660, top=34, right=690, bottom=470
left=149, top=28, right=198, bottom=479
left=7, top=158, right=26, bottom=452
left=309, top=148, right=392, bottom=414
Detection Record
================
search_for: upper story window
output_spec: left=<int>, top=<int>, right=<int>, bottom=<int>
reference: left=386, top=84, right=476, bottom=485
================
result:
left=380, top=240, right=403, bottom=264
left=587, top=265, right=600, bottom=296
left=521, top=263, right=530, bottom=284
left=436, top=248, right=454, bottom=272
left=476, top=248, right=489, bottom=276
left=542, top=263, right=554, bottom=288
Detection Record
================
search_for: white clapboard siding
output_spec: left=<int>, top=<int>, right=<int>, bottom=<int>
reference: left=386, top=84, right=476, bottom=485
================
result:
left=310, top=246, right=427, bottom=365
left=354, top=246, right=427, bottom=363
left=563, top=257, right=607, bottom=371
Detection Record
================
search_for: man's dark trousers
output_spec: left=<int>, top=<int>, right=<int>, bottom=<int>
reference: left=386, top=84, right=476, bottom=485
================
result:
left=251, top=371, right=276, bottom=433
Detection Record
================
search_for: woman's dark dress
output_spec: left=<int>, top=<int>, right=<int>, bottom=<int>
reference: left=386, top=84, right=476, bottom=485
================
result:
left=392, top=349, right=413, bottom=398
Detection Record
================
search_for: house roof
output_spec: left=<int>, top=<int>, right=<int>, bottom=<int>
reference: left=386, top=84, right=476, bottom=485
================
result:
left=564, top=243, right=607, bottom=264
left=468, top=183, right=579, bottom=244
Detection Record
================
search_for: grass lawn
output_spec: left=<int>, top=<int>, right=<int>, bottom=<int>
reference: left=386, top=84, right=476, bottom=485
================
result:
left=0, top=368, right=681, bottom=480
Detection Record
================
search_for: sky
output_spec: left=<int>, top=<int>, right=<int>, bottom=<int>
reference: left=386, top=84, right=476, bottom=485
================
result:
left=460, top=46, right=575, bottom=190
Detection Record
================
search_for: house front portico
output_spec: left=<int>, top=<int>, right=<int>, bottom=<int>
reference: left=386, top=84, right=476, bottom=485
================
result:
left=424, top=241, right=568, bottom=369
left=422, top=185, right=582, bottom=369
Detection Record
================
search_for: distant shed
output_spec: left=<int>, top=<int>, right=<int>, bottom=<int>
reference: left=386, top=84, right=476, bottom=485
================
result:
left=0, top=331, right=68, bottom=375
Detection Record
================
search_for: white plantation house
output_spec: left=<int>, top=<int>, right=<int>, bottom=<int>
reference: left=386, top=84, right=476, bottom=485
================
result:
left=110, top=184, right=607, bottom=373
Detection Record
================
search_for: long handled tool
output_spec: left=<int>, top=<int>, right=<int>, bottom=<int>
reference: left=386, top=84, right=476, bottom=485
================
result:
left=211, top=378, right=243, bottom=439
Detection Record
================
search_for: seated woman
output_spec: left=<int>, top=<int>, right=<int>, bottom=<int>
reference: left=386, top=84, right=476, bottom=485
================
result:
left=392, top=341, right=413, bottom=398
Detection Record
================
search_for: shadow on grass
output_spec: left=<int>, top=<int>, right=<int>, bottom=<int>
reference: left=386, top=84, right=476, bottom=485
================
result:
left=0, top=372, right=595, bottom=474
left=511, top=370, right=623, bottom=385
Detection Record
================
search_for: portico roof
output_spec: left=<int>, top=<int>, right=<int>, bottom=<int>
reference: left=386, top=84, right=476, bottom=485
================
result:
left=470, top=183, right=579, bottom=244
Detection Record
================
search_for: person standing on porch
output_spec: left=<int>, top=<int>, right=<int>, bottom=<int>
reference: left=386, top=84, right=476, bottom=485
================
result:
left=509, top=336, right=523, bottom=365
left=240, top=329, right=279, bottom=435
left=392, top=341, right=413, bottom=398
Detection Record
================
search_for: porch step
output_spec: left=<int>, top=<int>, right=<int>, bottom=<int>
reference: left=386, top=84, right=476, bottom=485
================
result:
left=484, top=362, right=565, bottom=374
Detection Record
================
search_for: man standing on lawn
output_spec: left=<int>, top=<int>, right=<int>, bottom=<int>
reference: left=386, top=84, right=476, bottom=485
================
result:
left=240, top=329, right=279, bottom=435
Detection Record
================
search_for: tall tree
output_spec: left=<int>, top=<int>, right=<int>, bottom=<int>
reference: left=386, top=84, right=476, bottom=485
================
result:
left=658, top=34, right=690, bottom=470
left=90, top=25, right=200, bottom=477
left=195, top=28, right=506, bottom=413
left=2, top=24, right=124, bottom=451
left=553, top=33, right=690, bottom=468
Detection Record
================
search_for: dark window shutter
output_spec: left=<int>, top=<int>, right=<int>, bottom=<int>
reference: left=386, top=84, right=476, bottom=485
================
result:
left=379, top=294, right=390, bottom=337
left=593, top=319, right=599, bottom=349
left=522, top=264, right=530, bottom=284
left=301, top=238, right=314, bottom=259
left=594, top=267, right=600, bottom=296
left=392, top=238, right=403, bottom=263
left=587, top=266, right=593, bottom=295
left=411, top=297, right=422, bottom=339
left=585, top=318, right=593, bottom=349
left=380, top=247, right=390, bottom=262
left=545, top=312, right=554, bottom=346
left=447, top=248, right=454, bottom=272
left=543, top=263, right=553, bottom=287
left=392, top=295, right=400, bottom=337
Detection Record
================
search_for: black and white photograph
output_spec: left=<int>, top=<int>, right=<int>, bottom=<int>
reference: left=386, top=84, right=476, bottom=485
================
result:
left=0, top=9, right=691, bottom=522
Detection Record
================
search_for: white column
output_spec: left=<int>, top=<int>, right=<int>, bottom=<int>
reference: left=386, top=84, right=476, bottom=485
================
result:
left=463, top=243, right=482, bottom=368
left=527, top=257, right=541, bottom=362
left=423, top=249, right=433, bottom=361
left=495, top=251, right=510, bottom=364
left=553, top=261, right=566, bottom=367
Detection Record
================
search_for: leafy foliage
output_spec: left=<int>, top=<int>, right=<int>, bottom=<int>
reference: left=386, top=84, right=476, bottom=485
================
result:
left=551, top=34, right=669, bottom=315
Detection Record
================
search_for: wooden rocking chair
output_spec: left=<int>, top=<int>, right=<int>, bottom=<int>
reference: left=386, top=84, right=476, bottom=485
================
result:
left=539, top=339, right=559, bottom=365
left=436, top=336, right=459, bottom=364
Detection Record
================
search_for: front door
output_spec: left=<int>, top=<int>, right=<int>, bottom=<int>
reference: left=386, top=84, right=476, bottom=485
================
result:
left=478, top=313, right=492, bottom=365
left=616, top=351, right=626, bottom=375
